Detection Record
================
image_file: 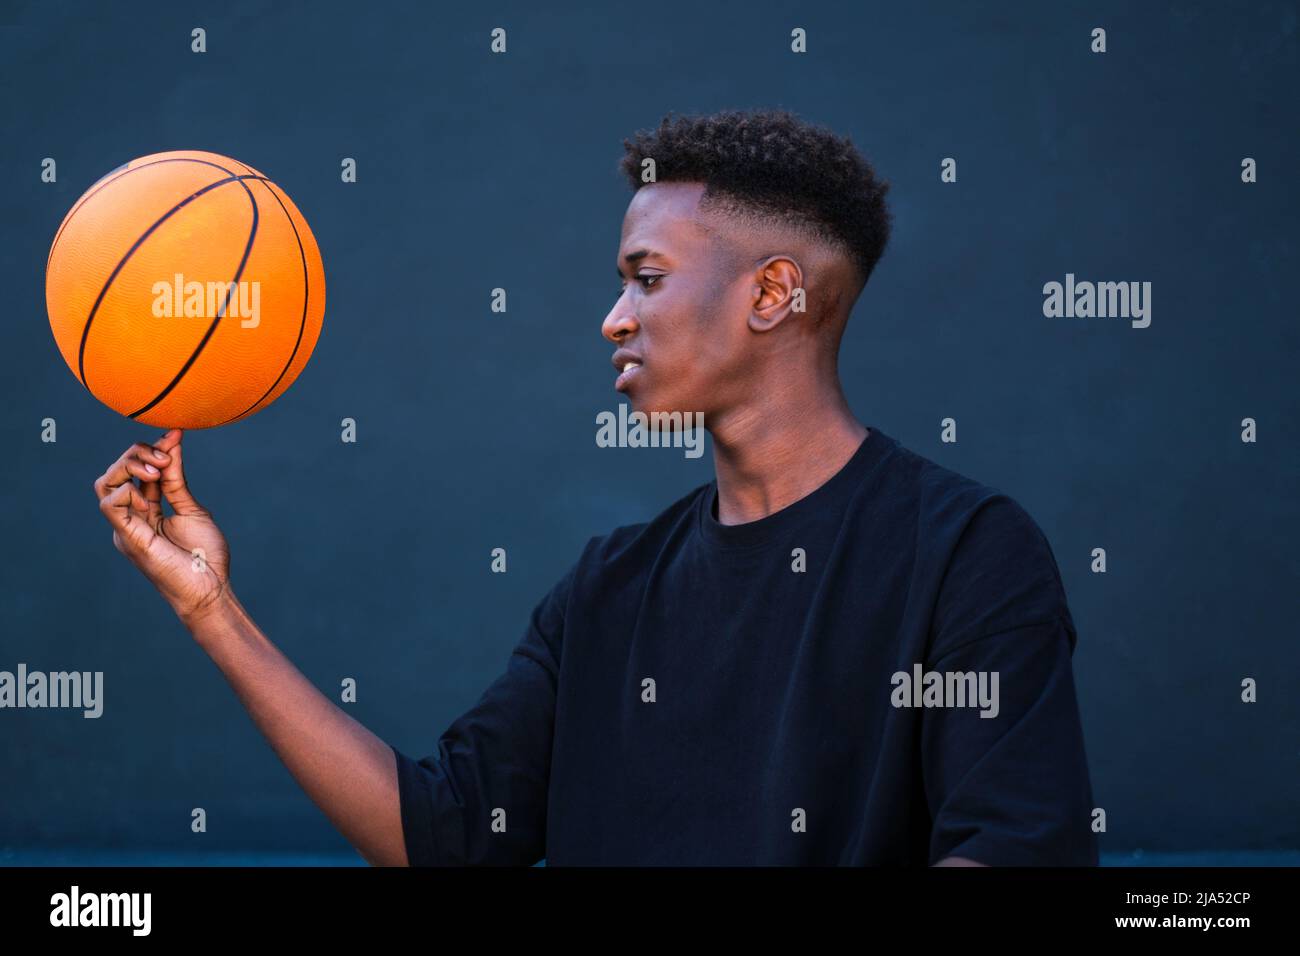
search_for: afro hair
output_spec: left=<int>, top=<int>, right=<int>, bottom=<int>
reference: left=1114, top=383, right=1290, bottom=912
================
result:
left=619, top=108, right=892, bottom=285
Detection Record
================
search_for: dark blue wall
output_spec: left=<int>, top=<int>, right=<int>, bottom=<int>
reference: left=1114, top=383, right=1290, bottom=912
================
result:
left=1, top=0, right=1296, bottom=858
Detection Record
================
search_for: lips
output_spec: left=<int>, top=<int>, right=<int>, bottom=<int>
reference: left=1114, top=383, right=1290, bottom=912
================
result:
left=612, top=349, right=643, bottom=392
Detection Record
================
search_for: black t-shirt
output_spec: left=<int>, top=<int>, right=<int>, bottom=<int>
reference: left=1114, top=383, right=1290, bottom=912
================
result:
left=392, top=425, right=1098, bottom=865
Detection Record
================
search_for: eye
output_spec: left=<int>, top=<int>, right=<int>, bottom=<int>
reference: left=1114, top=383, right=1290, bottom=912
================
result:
left=616, top=274, right=664, bottom=297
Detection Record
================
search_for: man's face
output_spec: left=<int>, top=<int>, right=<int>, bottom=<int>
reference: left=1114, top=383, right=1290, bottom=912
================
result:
left=602, top=182, right=753, bottom=421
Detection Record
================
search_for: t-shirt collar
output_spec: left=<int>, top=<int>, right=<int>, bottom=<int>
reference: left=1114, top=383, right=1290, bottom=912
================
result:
left=697, top=425, right=893, bottom=550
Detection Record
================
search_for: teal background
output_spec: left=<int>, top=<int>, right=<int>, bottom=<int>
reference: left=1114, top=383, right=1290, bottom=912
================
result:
left=1, top=0, right=1296, bottom=863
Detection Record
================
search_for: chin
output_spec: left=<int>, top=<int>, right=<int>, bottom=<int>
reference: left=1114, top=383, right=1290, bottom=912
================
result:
left=626, top=393, right=704, bottom=433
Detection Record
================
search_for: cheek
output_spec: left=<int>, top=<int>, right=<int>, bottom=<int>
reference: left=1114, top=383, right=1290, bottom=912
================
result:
left=658, top=311, right=715, bottom=384
left=641, top=280, right=739, bottom=401
left=688, top=290, right=747, bottom=375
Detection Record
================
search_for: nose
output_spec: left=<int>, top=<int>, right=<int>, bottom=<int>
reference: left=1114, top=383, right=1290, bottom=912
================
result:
left=602, top=294, right=640, bottom=345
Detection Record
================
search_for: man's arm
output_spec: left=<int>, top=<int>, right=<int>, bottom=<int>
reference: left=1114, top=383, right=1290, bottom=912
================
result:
left=390, top=565, right=569, bottom=866
left=94, top=431, right=409, bottom=866
left=922, top=618, right=1096, bottom=866
left=921, top=495, right=1098, bottom=866
left=183, top=592, right=409, bottom=866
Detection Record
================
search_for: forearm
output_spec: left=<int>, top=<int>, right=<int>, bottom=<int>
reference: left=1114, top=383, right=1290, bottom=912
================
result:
left=182, top=590, right=409, bottom=866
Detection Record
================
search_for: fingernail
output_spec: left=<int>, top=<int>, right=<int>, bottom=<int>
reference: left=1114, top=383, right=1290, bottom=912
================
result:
left=144, top=463, right=159, bottom=475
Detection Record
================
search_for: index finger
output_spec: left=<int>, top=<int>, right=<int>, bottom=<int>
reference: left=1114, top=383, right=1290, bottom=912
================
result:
left=150, top=428, right=184, bottom=454
left=93, top=442, right=172, bottom=501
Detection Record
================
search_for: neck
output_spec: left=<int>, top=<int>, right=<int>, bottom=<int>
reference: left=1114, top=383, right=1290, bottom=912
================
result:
left=708, top=370, right=867, bottom=525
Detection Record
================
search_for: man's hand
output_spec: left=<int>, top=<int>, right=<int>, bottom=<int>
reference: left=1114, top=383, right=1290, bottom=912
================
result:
left=94, top=428, right=231, bottom=625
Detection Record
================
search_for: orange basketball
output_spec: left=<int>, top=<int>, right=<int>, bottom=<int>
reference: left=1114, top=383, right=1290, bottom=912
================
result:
left=45, top=150, right=326, bottom=429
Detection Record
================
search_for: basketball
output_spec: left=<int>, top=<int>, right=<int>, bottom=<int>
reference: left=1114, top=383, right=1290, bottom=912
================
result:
left=45, top=150, right=326, bottom=429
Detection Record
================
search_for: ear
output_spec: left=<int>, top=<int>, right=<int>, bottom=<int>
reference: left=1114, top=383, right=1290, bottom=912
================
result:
left=747, top=256, right=804, bottom=333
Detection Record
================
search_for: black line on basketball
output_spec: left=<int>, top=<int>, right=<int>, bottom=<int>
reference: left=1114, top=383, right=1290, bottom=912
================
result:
left=75, top=159, right=241, bottom=389
left=126, top=178, right=261, bottom=419
left=215, top=169, right=311, bottom=427
left=48, top=158, right=235, bottom=276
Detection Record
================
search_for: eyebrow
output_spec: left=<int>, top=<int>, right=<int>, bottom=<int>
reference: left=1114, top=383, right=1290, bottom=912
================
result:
left=615, top=248, right=656, bottom=278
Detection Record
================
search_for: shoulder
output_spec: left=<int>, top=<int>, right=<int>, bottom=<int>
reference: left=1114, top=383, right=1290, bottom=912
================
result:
left=886, top=442, right=1076, bottom=655
left=885, top=440, right=1059, bottom=559
left=547, top=480, right=712, bottom=605
left=578, top=480, right=711, bottom=567
left=884, top=439, right=1010, bottom=527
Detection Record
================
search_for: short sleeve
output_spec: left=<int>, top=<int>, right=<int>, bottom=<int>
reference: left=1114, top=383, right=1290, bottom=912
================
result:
left=391, top=563, right=574, bottom=866
left=922, top=495, right=1097, bottom=866
left=929, top=494, right=1076, bottom=659
left=921, top=619, right=1098, bottom=866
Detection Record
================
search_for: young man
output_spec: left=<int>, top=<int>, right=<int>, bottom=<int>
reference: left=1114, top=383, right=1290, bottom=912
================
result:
left=95, top=109, right=1097, bottom=866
